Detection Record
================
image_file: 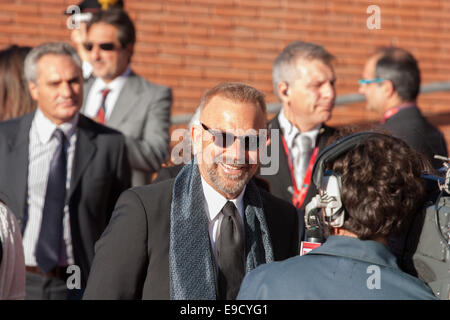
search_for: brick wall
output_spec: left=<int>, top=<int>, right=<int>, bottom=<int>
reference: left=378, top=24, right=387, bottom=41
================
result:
left=1, top=0, right=450, bottom=152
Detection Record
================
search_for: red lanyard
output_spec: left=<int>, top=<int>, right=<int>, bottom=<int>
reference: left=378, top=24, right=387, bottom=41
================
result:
left=381, top=103, right=415, bottom=124
left=281, top=135, right=319, bottom=209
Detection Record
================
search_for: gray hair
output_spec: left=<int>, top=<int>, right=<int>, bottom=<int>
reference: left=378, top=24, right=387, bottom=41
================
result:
left=272, top=41, right=334, bottom=100
left=24, top=42, right=82, bottom=83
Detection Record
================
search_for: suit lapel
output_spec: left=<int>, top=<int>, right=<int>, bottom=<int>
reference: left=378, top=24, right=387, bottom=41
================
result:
left=107, top=72, right=141, bottom=127
left=68, top=116, right=96, bottom=200
left=7, top=113, right=34, bottom=222
left=271, top=116, right=294, bottom=198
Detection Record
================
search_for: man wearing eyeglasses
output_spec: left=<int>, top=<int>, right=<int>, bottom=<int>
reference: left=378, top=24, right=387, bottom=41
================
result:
left=81, top=8, right=172, bottom=186
left=83, top=82, right=299, bottom=300
left=359, top=47, right=447, bottom=169
left=259, top=41, right=337, bottom=237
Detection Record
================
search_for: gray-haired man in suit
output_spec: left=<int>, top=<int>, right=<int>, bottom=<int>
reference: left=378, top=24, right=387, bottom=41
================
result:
left=0, top=42, right=131, bottom=299
left=81, top=8, right=172, bottom=186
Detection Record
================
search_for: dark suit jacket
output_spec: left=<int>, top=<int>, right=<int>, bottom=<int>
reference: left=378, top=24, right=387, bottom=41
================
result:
left=82, top=71, right=172, bottom=186
left=259, top=115, right=337, bottom=214
left=0, top=112, right=131, bottom=286
left=382, top=105, right=448, bottom=169
left=83, top=177, right=299, bottom=299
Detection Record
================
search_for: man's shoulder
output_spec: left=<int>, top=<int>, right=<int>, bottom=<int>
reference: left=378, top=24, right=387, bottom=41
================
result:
left=128, top=178, right=175, bottom=201
left=128, top=71, right=172, bottom=93
left=0, top=113, right=32, bottom=132
left=78, top=114, right=124, bottom=137
left=258, top=185, right=297, bottom=214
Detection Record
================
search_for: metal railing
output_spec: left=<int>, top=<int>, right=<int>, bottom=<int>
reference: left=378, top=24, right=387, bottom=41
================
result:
left=170, top=81, right=450, bottom=125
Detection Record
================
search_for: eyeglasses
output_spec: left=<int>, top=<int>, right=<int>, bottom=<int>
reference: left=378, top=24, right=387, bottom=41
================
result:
left=82, top=42, right=121, bottom=51
left=201, top=123, right=262, bottom=151
left=358, top=78, right=386, bottom=85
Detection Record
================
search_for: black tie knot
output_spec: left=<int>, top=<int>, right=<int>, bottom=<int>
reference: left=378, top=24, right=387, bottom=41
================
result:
left=222, top=201, right=237, bottom=217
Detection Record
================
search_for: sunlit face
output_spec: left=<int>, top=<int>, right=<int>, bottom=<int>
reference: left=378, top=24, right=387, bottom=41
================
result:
left=283, top=58, right=336, bottom=131
left=28, top=54, right=83, bottom=125
left=358, top=54, right=386, bottom=113
left=192, top=96, right=267, bottom=199
left=87, top=22, right=132, bottom=83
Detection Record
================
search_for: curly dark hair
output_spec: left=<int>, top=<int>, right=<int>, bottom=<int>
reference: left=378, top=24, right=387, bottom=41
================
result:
left=330, top=134, right=427, bottom=240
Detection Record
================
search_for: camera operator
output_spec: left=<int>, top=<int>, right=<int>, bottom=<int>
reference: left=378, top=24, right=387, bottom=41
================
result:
left=237, top=133, right=437, bottom=299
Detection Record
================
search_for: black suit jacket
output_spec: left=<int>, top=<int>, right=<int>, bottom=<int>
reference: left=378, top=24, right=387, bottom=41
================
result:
left=382, top=105, right=448, bottom=169
left=83, top=177, right=299, bottom=299
left=0, top=112, right=131, bottom=286
left=259, top=116, right=337, bottom=214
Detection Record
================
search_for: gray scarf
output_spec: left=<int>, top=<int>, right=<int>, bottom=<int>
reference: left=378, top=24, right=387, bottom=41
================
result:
left=169, top=160, right=274, bottom=300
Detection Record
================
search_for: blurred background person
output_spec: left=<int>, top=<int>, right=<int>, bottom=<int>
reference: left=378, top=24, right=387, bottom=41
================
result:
left=359, top=46, right=448, bottom=169
left=0, top=45, right=36, bottom=121
left=66, top=0, right=124, bottom=80
left=238, top=133, right=437, bottom=300
left=0, top=42, right=131, bottom=299
left=259, top=41, right=337, bottom=241
left=82, top=8, right=172, bottom=186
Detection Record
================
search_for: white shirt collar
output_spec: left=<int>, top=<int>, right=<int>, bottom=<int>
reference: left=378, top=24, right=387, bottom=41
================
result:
left=200, top=176, right=246, bottom=222
left=278, top=109, right=321, bottom=149
left=93, top=66, right=131, bottom=93
left=34, top=108, right=78, bottom=144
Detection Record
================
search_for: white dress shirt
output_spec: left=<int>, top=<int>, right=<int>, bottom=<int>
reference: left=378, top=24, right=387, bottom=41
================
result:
left=200, top=177, right=246, bottom=262
left=278, top=109, right=320, bottom=188
left=23, top=109, right=78, bottom=267
left=83, top=67, right=131, bottom=121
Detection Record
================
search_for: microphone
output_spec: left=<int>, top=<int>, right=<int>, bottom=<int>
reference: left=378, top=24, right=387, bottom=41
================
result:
left=300, top=196, right=325, bottom=255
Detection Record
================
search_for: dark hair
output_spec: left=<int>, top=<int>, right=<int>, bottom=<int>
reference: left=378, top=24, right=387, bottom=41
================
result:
left=374, top=46, right=421, bottom=102
left=87, top=8, right=136, bottom=48
left=199, top=82, right=267, bottom=115
left=330, top=133, right=426, bottom=240
left=0, top=45, right=36, bottom=121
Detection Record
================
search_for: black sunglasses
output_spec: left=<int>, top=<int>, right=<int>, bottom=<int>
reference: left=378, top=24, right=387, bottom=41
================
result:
left=82, top=42, right=120, bottom=51
left=201, top=122, right=262, bottom=151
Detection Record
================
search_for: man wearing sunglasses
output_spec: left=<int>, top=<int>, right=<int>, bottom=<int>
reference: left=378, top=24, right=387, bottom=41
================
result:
left=84, top=82, right=299, bottom=300
left=66, top=0, right=124, bottom=80
left=259, top=41, right=337, bottom=236
left=82, top=8, right=172, bottom=186
left=359, top=46, right=447, bottom=169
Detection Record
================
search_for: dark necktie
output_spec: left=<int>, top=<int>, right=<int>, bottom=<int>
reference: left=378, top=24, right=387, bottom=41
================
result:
left=96, top=88, right=111, bottom=124
left=35, top=128, right=68, bottom=273
left=216, top=201, right=245, bottom=300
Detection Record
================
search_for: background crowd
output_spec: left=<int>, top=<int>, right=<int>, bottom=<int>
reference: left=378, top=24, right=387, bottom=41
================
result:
left=0, top=0, right=448, bottom=300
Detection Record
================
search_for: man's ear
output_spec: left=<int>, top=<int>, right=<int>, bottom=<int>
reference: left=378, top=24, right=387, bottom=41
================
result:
left=383, top=79, right=396, bottom=98
left=191, top=124, right=202, bottom=156
left=28, top=81, right=39, bottom=102
left=277, top=81, right=289, bottom=103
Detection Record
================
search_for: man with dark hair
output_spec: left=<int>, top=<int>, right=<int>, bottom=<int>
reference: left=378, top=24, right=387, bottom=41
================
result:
left=359, top=46, right=447, bottom=169
left=0, top=42, right=131, bottom=299
left=66, top=0, right=124, bottom=80
left=83, top=82, right=299, bottom=300
left=259, top=41, right=337, bottom=239
left=82, top=8, right=172, bottom=186
left=238, top=133, right=437, bottom=299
